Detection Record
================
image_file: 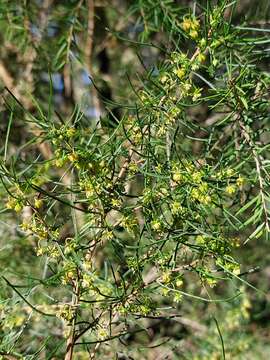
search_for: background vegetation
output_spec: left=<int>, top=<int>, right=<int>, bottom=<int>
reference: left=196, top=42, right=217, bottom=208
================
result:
left=0, top=0, right=270, bottom=359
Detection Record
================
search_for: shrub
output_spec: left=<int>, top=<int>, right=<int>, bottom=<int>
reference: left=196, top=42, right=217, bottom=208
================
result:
left=0, top=0, right=269, bottom=358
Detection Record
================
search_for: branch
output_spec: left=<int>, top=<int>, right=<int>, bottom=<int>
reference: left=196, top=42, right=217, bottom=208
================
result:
left=86, top=0, right=95, bottom=72
left=239, top=120, right=270, bottom=232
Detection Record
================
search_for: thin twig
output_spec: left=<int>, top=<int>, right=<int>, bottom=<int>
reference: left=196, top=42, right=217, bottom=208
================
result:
left=64, top=279, right=80, bottom=360
left=86, top=0, right=95, bottom=72
left=239, top=120, right=270, bottom=232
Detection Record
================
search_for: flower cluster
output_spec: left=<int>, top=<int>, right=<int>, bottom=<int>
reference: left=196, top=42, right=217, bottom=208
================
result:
left=181, top=16, right=200, bottom=39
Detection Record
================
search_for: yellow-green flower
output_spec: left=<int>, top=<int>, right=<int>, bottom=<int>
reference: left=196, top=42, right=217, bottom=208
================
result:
left=155, top=163, right=162, bottom=174
left=6, top=198, right=15, bottom=210
left=151, top=220, right=161, bottom=231
left=236, top=176, right=245, bottom=187
left=225, top=184, right=236, bottom=195
left=103, top=230, right=114, bottom=240
left=97, top=327, right=108, bottom=340
left=173, top=292, right=183, bottom=303
left=129, top=161, right=139, bottom=174
left=200, top=38, right=207, bottom=48
left=192, top=89, right=202, bottom=101
left=157, top=125, right=166, bottom=136
left=68, top=152, right=78, bottom=163
left=161, top=271, right=171, bottom=284
left=66, top=127, right=76, bottom=138
left=47, top=245, right=60, bottom=258
left=190, top=29, right=199, bottom=39
left=181, top=17, right=200, bottom=33
left=196, top=235, right=206, bottom=244
left=176, top=278, right=183, bottom=287
left=34, top=198, right=43, bottom=209
left=55, top=157, right=66, bottom=167
left=81, top=274, right=94, bottom=288
left=160, top=75, right=168, bottom=83
left=161, top=287, right=170, bottom=296
left=226, top=168, right=234, bottom=177
left=20, top=221, right=30, bottom=231
left=111, top=198, right=121, bottom=208
left=14, top=203, right=23, bottom=213
left=197, top=52, right=206, bottom=63
left=56, top=304, right=74, bottom=322
left=171, top=201, right=183, bottom=215
left=175, top=67, right=185, bottom=79
left=191, top=171, right=203, bottom=183
left=172, top=171, right=183, bottom=182
left=206, top=277, right=217, bottom=288
left=182, top=82, right=192, bottom=93
left=36, top=247, right=44, bottom=256
left=200, top=194, right=211, bottom=205
left=181, top=18, right=192, bottom=32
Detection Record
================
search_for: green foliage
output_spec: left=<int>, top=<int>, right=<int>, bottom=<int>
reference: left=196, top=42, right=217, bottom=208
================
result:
left=0, top=0, right=270, bottom=359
